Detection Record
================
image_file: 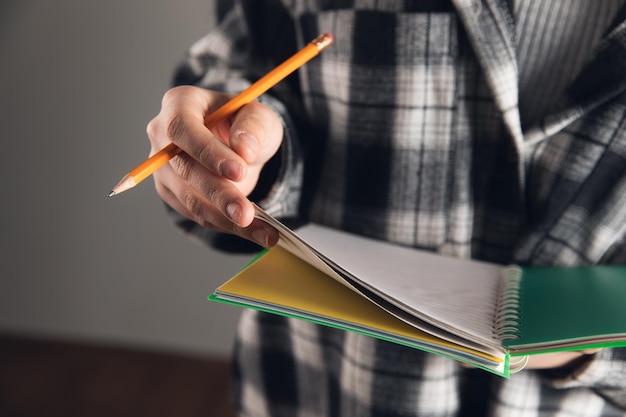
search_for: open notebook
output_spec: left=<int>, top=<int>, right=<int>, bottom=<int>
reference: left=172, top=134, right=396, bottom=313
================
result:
left=209, top=206, right=626, bottom=377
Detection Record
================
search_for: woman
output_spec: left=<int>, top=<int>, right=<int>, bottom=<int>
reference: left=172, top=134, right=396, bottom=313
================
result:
left=148, top=1, right=626, bottom=415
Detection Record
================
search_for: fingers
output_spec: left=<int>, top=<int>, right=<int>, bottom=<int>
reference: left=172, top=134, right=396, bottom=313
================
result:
left=149, top=87, right=248, bottom=183
left=522, top=349, right=601, bottom=370
left=167, top=153, right=252, bottom=225
left=147, top=85, right=283, bottom=246
left=229, top=101, right=283, bottom=166
left=155, top=165, right=279, bottom=246
left=459, top=349, right=602, bottom=371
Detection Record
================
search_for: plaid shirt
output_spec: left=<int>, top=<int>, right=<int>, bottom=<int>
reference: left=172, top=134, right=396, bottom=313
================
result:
left=170, top=0, right=626, bottom=415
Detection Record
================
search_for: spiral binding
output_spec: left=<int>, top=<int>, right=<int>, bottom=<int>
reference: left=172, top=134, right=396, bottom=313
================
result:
left=493, top=265, right=523, bottom=341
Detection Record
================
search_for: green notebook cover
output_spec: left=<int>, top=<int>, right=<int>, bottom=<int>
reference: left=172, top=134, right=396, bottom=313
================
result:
left=502, top=265, right=626, bottom=353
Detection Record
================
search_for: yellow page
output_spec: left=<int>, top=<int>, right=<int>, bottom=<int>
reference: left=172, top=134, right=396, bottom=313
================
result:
left=216, top=245, right=504, bottom=367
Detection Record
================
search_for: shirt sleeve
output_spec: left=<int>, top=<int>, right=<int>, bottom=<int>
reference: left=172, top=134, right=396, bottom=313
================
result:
left=539, top=347, right=626, bottom=409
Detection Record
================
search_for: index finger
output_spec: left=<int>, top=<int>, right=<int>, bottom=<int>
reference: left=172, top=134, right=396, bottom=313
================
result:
left=160, top=87, right=248, bottom=182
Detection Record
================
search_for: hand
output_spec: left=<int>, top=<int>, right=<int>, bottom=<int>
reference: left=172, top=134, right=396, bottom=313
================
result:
left=147, top=85, right=283, bottom=247
left=523, top=348, right=600, bottom=370
left=460, top=349, right=600, bottom=371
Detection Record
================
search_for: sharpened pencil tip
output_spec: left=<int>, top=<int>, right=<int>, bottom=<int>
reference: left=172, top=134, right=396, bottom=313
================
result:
left=109, top=173, right=137, bottom=197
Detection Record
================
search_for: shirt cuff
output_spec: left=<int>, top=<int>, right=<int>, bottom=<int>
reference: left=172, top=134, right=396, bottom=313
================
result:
left=254, top=93, right=304, bottom=219
left=542, top=348, right=626, bottom=394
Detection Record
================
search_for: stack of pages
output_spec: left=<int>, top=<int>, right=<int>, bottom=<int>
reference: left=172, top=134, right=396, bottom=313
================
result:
left=209, top=206, right=626, bottom=377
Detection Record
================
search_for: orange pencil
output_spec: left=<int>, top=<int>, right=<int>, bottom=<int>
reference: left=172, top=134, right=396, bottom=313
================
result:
left=109, top=33, right=333, bottom=197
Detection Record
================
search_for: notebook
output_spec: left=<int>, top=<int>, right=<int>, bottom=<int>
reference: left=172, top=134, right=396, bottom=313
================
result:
left=209, top=206, right=626, bottom=377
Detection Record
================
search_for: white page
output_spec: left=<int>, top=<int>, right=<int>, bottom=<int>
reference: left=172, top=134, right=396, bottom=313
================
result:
left=292, top=223, right=504, bottom=347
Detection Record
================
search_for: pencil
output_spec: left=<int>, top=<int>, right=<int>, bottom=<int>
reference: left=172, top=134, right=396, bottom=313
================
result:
left=109, top=33, right=334, bottom=197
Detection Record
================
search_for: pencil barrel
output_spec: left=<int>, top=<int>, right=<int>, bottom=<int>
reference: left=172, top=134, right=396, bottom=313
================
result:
left=130, top=143, right=182, bottom=182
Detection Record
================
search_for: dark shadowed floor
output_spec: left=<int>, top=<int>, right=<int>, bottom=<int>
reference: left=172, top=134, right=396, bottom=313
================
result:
left=0, top=334, right=237, bottom=417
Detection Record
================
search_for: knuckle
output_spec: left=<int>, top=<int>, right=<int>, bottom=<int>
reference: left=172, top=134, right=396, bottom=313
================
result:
left=166, top=113, right=188, bottom=144
left=161, top=87, right=177, bottom=104
left=146, top=116, right=159, bottom=139
left=181, top=189, right=203, bottom=216
left=153, top=181, right=168, bottom=200
left=202, top=182, right=222, bottom=205
left=169, top=154, right=194, bottom=180
left=195, top=141, right=215, bottom=165
left=162, top=85, right=188, bottom=105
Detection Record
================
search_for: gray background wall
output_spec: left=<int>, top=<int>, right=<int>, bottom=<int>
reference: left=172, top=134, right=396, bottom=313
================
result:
left=0, top=0, right=248, bottom=357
